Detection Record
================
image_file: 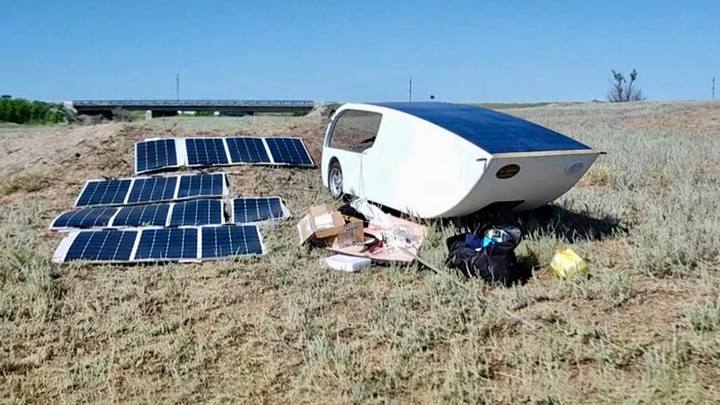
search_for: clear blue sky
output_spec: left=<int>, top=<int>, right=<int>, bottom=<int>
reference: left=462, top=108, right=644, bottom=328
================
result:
left=2, top=0, right=718, bottom=102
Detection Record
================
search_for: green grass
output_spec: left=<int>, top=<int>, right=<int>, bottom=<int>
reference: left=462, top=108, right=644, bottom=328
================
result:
left=0, top=102, right=719, bottom=403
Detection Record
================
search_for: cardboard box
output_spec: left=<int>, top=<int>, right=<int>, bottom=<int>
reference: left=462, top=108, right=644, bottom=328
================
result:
left=297, top=204, right=346, bottom=244
left=326, top=213, right=427, bottom=263
left=328, top=216, right=365, bottom=248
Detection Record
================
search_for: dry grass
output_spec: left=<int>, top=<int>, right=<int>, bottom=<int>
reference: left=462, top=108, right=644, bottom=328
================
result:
left=1, top=102, right=719, bottom=404
left=0, top=172, right=50, bottom=195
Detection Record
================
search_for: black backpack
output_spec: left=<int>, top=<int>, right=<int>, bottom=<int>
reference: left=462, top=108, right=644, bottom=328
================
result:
left=445, top=225, right=523, bottom=286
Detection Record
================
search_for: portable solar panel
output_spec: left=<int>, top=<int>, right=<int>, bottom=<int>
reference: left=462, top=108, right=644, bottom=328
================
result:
left=265, top=137, right=314, bottom=166
left=135, top=139, right=178, bottom=174
left=134, top=228, right=199, bottom=261
left=231, top=197, right=289, bottom=224
left=53, top=200, right=226, bottom=231
left=185, top=138, right=229, bottom=167
left=126, top=176, right=178, bottom=204
left=111, top=203, right=171, bottom=227
left=133, top=136, right=313, bottom=171
left=50, top=207, right=119, bottom=230
left=53, top=224, right=265, bottom=263
left=176, top=173, right=227, bottom=199
left=200, top=225, right=264, bottom=258
left=55, top=229, right=139, bottom=263
left=72, top=174, right=228, bottom=209
left=75, top=179, right=132, bottom=207
left=225, top=137, right=271, bottom=164
left=168, top=199, right=224, bottom=226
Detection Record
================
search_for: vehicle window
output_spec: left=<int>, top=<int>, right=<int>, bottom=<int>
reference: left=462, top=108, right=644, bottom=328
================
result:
left=329, top=110, right=382, bottom=153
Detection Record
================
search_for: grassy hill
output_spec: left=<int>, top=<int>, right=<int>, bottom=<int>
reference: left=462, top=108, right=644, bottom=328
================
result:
left=1, top=102, right=719, bottom=403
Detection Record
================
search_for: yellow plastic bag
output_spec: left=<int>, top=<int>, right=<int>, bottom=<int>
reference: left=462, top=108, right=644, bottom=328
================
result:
left=550, top=248, right=588, bottom=279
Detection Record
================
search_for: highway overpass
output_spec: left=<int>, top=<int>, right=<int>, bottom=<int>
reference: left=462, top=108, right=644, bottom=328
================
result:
left=67, top=99, right=315, bottom=117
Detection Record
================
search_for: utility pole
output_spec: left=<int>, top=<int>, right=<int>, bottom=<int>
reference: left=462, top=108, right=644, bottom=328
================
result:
left=408, top=77, right=413, bottom=102
left=176, top=73, right=180, bottom=101
left=713, top=76, right=716, bottom=101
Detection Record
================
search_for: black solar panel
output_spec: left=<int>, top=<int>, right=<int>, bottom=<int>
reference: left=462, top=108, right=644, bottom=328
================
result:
left=75, top=179, right=132, bottom=207
left=134, top=228, right=198, bottom=261
left=64, top=230, right=138, bottom=262
left=126, top=176, right=177, bottom=204
left=135, top=139, right=178, bottom=174
left=177, top=173, right=226, bottom=199
left=168, top=199, right=224, bottom=226
left=186, top=138, right=229, bottom=167
left=232, top=197, right=286, bottom=223
left=201, top=225, right=264, bottom=258
left=265, top=137, right=313, bottom=166
left=54, top=224, right=265, bottom=263
left=112, top=203, right=170, bottom=227
left=51, top=207, right=119, bottom=230
left=225, top=137, right=271, bottom=164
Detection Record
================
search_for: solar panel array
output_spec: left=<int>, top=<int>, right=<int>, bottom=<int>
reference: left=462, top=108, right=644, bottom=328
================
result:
left=51, top=199, right=228, bottom=231
left=53, top=225, right=264, bottom=263
left=53, top=131, right=304, bottom=264
left=75, top=173, right=227, bottom=208
left=134, top=137, right=313, bottom=174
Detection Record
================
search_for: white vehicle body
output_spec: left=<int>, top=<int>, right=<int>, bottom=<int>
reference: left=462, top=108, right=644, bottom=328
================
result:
left=321, top=102, right=599, bottom=218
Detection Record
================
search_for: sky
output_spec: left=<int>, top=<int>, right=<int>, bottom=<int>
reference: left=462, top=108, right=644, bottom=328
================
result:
left=1, top=0, right=718, bottom=103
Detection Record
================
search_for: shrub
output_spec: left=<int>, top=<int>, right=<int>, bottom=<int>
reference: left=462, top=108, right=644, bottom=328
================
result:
left=0, top=172, right=50, bottom=195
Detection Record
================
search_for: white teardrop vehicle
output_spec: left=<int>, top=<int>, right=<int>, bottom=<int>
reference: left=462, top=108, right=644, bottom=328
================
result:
left=321, top=102, right=599, bottom=218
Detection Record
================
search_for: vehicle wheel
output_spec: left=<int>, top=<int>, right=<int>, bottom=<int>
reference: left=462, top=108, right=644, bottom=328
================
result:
left=328, top=160, right=344, bottom=198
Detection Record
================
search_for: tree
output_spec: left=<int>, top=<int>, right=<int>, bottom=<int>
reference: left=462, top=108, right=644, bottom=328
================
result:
left=0, top=98, right=76, bottom=124
left=607, top=69, right=645, bottom=102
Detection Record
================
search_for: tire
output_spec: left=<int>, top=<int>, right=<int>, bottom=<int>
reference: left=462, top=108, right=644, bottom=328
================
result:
left=328, top=160, right=344, bottom=198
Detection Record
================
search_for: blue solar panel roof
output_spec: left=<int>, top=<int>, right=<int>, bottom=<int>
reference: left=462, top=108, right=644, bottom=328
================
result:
left=372, top=102, right=591, bottom=154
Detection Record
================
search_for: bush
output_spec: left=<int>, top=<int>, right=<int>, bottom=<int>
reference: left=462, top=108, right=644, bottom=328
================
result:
left=111, top=108, right=139, bottom=122
left=0, top=98, right=76, bottom=124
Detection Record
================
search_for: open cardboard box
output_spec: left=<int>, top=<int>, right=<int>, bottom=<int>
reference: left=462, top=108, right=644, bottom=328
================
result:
left=327, top=215, right=427, bottom=263
left=297, top=203, right=427, bottom=264
left=297, top=204, right=364, bottom=245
